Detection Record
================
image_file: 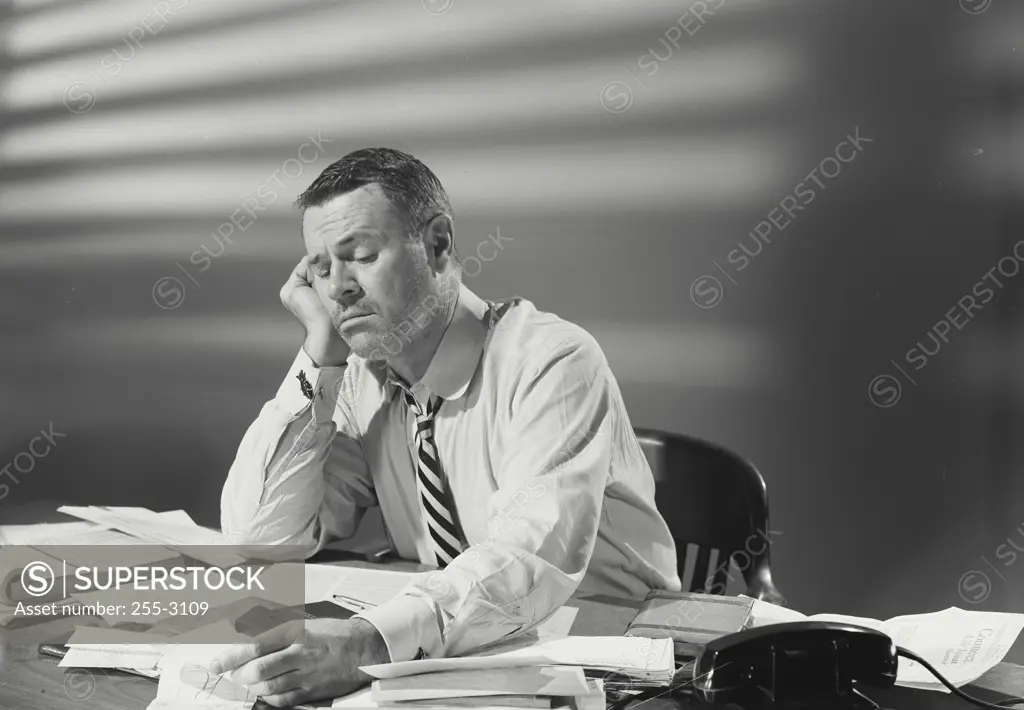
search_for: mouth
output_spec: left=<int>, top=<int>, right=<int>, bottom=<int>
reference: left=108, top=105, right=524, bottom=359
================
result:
left=338, top=313, right=373, bottom=328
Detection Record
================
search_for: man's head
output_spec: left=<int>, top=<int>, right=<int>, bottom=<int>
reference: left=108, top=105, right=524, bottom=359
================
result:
left=294, top=147, right=460, bottom=363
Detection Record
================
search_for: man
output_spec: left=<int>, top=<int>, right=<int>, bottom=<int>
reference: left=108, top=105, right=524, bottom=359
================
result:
left=212, top=148, right=680, bottom=706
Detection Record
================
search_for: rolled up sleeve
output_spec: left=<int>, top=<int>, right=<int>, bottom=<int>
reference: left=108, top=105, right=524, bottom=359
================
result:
left=220, top=348, right=376, bottom=556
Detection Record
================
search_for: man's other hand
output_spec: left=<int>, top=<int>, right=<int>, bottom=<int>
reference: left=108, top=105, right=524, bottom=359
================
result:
left=208, top=617, right=390, bottom=707
left=280, top=256, right=350, bottom=367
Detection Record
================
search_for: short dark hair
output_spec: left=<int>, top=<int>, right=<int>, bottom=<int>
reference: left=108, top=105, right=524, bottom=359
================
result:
left=293, top=147, right=452, bottom=238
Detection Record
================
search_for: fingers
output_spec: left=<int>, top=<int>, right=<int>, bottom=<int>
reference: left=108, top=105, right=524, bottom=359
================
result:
left=208, top=621, right=302, bottom=674
left=289, top=256, right=314, bottom=287
left=225, top=644, right=302, bottom=687
left=280, top=257, right=317, bottom=310
left=262, top=686, right=311, bottom=708
left=263, top=679, right=364, bottom=709
left=236, top=663, right=303, bottom=696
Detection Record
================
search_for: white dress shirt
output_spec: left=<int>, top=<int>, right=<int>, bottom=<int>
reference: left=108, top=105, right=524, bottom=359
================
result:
left=221, top=283, right=680, bottom=662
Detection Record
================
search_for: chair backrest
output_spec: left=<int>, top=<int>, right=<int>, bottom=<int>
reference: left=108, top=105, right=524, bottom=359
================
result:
left=634, top=427, right=783, bottom=602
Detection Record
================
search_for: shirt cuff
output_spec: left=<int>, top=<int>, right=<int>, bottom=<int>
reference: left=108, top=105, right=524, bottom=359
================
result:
left=274, top=348, right=347, bottom=423
left=354, top=594, right=441, bottom=663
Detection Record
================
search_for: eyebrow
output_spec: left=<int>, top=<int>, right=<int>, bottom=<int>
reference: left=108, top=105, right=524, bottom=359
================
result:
left=330, top=231, right=381, bottom=251
left=310, top=233, right=377, bottom=264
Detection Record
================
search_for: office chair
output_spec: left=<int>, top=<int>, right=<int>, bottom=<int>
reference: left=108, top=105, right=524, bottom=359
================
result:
left=634, top=427, right=786, bottom=606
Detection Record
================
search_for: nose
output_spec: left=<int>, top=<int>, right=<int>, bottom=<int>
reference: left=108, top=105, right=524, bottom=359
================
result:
left=326, top=263, right=361, bottom=304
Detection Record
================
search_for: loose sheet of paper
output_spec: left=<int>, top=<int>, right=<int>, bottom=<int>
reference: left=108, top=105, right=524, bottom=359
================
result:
left=61, top=619, right=250, bottom=672
left=106, top=507, right=197, bottom=528
left=61, top=647, right=165, bottom=671
left=327, top=567, right=418, bottom=607
left=882, top=607, right=1024, bottom=691
left=305, top=563, right=369, bottom=604
left=58, top=505, right=245, bottom=567
left=1, top=510, right=195, bottom=546
left=148, top=646, right=256, bottom=710
left=0, top=521, right=114, bottom=545
left=62, top=626, right=169, bottom=669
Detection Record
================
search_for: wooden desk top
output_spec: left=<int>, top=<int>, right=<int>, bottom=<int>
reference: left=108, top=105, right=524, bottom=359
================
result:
left=2, top=502, right=1023, bottom=709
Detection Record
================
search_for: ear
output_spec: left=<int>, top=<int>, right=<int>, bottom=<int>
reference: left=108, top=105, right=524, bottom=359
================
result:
left=421, top=214, right=455, bottom=271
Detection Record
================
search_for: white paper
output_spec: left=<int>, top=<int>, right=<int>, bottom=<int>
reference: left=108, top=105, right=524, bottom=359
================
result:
left=61, top=619, right=250, bottom=674
left=1, top=510, right=196, bottom=546
left=745, top=597, right=808, bottom=627
left=332, top=686, right=383, bottom=708
left=371, top=665, right=590, bottom=701
left=62, top=626, right=169, bottom=669
left=107, top=508, right=197, bottom=528
left=807, top=613, right=886, bottom=632
left=327, top=567, right=418, bottom=607
left=305, top=563, right=369, bottom=604
left=360, top=636, right=674, bottom=681
left=61, top=646, right=164, bottom=670
left=332, top=677, right=604, bottom=710
left=58, top=505, right=245, bottom=567
left=0, top=521, right=114, bottom=545
left=332, top=686, right=554, bottom=709
left=883, top=607, right=1024, bottom=691
left=67, top=625, right=170, bottom=647
left=148, top=645, right=256, bottom=710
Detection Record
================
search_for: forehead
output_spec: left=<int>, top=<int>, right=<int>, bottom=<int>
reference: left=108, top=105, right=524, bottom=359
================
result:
left=301, top=184, right=405, bottom=251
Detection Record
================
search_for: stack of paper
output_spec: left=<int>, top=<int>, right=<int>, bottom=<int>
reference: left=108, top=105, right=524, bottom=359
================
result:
left=360, top=635, right=675, bottom=687
left=746, top=598, right=1024, bottom=692
left=333, top=668, right=606, bottom=710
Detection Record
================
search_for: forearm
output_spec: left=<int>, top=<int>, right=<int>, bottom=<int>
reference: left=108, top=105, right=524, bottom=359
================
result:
left=356, top=540, right=586, bottom=662
left=221, top=348, right=356, bottom=554
left=220, top=402, right=331, bottom=553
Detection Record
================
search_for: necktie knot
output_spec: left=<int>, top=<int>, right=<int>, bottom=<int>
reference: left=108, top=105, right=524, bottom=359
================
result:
left=405, top=391, right=442, bottom=420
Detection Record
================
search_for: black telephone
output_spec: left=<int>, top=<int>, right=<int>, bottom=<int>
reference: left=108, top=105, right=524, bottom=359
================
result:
left=692, top=621, right=897, bottom=709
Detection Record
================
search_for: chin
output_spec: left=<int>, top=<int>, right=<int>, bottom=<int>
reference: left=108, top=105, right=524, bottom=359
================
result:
left=345, top=332, right=396, bottom=362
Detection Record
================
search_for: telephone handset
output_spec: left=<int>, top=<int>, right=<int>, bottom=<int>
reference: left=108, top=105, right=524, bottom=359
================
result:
left=692, top=621, right=897, bottom=709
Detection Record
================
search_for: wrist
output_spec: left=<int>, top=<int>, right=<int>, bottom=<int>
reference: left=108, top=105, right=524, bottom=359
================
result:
left=303, top=327, right=350, bottom=368
left=352, top=617, right=391, bottom=665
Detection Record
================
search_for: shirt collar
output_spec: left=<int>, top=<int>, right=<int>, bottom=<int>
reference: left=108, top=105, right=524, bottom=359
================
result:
left=369, top=283, right=490, bottom=403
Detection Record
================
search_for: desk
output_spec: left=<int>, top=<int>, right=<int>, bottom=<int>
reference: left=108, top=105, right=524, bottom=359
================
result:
left=3, top=504, right=1024, bottom=710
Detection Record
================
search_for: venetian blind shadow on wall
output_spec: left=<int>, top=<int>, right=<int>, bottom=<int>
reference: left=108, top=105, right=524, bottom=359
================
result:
left=0, top=0, right=802, bottom=522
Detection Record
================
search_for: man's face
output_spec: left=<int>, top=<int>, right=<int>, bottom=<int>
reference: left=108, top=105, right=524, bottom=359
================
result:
left=301, top=184, right=441, bottom=359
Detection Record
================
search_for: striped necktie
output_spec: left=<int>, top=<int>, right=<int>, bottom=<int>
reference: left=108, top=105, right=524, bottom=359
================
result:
left=405, top=390, right=463, bottom=568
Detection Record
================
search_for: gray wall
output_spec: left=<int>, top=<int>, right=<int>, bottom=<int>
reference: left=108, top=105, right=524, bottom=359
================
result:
left=1, top=0, right=1021, bottom=658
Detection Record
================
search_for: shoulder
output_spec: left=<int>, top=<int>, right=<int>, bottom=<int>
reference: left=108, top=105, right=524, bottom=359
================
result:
left=486, top=297, right=608, bottom=383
